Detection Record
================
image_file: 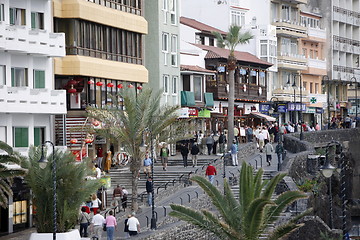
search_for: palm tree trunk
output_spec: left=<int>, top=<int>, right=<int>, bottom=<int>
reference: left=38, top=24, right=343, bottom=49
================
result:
left=227, top=56, right=236, bottom=150
left=131, top=170, right=139, bottom=211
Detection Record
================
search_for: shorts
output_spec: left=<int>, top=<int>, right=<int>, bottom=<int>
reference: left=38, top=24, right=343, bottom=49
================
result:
left=143, top=165, right=151, bottom=173
left=161, top=156, right=168, bottom=164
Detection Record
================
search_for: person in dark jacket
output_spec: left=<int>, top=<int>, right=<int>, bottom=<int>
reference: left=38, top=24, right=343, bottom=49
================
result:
left=180, top=143, right=189, bottom=167
left=190, top=143, right=200, bottom=167
left=146, top=178, right=153, bottom=206
left=218, top=132, right=227, bottom=154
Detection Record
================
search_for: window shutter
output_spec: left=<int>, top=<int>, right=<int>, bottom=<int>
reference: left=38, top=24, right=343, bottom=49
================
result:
left=11, top=68, right=15, bottom=87
left=31, top=12, right=36, bottom=29
left=9, top=8, right=14, bottom=25
left=14, top=128, right=28, bottom=147
left=34, top=128, right=40, bottom=146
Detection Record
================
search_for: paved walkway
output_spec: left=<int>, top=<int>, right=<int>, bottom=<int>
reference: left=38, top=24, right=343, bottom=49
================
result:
left=0, top=147, right=281, bottom=240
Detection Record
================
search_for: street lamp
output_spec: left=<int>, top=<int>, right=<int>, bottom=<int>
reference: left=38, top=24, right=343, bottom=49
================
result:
left=350, top=77, right=358, bottom=126
left=322, top=75, right=330, bottom=129
left=288, top=73, right=303, bottom=140
left=221, top=152, right=231, bottom=194
left=140, top=129, right=156, bottom=230
left=38, top=141, right=56, bottom=240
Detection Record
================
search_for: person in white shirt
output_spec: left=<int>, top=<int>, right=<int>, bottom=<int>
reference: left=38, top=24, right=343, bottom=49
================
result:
left=258, top=130, right=265, bottom=152
left=91, top=209, right=105, bottom=240
left=95, top=164, right=101, bottom=179
left=127, top=214, right=140, bottom=236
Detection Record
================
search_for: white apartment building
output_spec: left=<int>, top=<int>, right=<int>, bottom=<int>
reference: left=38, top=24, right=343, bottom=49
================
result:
left=0, top=0, right=65, bottom=234
left=0, top=0, right=65, bottom=156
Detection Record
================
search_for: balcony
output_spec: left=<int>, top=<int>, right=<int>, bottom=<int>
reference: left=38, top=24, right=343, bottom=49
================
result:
left=0, top=86, right=66, bottom=114
left=272, top=87, right=309, bottom=103
left=0, top=22, right=65, bottom=57
left=333, top=6, right=360, bottom=26
left=307, top=27, right=326, bottom=42
left=206, top=81, right=267, bottom=102
left=304, top=58, right=326, bottom=75
left=273, top=19, right=307, bottom=38
left=280, top=0, right=307, bottom=4
left=277, top=52, right=307, bottom=70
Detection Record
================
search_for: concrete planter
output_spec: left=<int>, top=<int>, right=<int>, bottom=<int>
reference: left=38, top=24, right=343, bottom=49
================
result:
left=29, top=229, right=81, bottom=240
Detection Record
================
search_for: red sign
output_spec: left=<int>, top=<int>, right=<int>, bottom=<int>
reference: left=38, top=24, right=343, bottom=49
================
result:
left=188, top=107, right=198, bottom=117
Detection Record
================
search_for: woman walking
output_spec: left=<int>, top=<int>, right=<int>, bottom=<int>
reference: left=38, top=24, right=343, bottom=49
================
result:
left=105, top=210, right=117, bottom=240
left=78, top=207, right=91, bottom=237
left=90, top=193, right=102, bottom=213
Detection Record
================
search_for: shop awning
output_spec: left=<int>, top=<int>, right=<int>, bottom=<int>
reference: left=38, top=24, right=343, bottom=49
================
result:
left=250, top=112, right=276, bottom=122
left=181, top=91, right=195, bottom=106
left=204, top=92, right=214, bottom=107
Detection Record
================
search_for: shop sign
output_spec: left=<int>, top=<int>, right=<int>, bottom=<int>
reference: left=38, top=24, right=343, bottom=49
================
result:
left=198, top=109, right=211, bottom=118
left=305, top=107, right=316, bottom=114
left=277, top=104, right=287, bottom=113
left=288, top=103, right=295, bottom=111
left=240, top=69, right=247, bottom=75
left=94, top=135, right=106, bottom=144
left=217, top=66, right=225, bottom=72
left=250, top=70, right=257, bottom=76
left=177, top=107, right=189, bottom=118
left=188, top=107, right=198, bottom=117
left=316, top=108, right=324, bottom=114
left=244, top=103, right=259, bottom=114
left=259, top=104, right=270, bottom=113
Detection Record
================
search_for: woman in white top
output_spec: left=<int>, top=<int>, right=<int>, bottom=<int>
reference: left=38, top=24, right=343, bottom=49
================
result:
left=90, top=193, right=102, bottom=213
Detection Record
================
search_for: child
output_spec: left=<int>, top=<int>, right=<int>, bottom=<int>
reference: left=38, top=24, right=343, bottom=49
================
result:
left=264, top=139, right=274, bottom=166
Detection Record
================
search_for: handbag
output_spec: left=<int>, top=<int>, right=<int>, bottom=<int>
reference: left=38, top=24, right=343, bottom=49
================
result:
left=103, top=223, right=107, bottom=231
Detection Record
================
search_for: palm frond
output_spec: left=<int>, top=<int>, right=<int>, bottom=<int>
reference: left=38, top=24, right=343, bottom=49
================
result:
left=261, top=173, right=287, bottom=200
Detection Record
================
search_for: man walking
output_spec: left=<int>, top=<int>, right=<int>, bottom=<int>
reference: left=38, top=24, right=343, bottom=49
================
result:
left=206, top=134, right=214, bottom=155
left=112, top=184, right=123, bottom=213
left=127, top=213, right=140, bottom=236
left=143, top=153, right=152, bottom=178
left=275, top=142, right=284, bottom=171
left=265, top=139, right=274, bottom=166
left=190, top=143, right=200, bottom=167
left=230, top=139, right=238, bottom=166
left=146, top=177, right=153, bottom=207
left=218, top=132, right=226, bottom=154
left=90, top=209, right=105, bottom=240
left=205, top=163, right=217, bottom=184
left=159, top=144, right=169, bottom=171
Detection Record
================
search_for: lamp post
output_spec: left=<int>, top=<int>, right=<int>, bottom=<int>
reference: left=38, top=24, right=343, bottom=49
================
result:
left=38, top=141, right=56, bottom=240
left=140, top=129, right=156, bottom=229
left=350, top=77, right=358, bottom=126
left=221, top=152, right=231, bottom=194
left=287, top=75, right=296, bottom=124
left=288, top=73, right=303, bottom=140
left=322, top=75, right=330, bottom=129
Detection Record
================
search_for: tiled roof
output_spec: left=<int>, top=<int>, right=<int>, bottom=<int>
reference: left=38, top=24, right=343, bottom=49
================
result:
left=180, top=17, right=227, bottom=35
left=193, top=44, right=273, bottom=67
left=180, top=65, right=216, bottom=74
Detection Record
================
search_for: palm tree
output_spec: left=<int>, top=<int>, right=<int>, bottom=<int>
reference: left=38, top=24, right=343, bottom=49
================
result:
left=0, top=141, right=27, bottom=208
left=87, top=87, right=188, bottom=211
left=212, top=25, right=253, bottom=149
left=170, top=161, right=311, bottom=240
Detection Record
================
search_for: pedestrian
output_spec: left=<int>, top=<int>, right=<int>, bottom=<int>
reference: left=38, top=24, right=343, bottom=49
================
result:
left=112, top=185, right=123, bottom=213
left=345, top=115, right=352, bottom=128
left=246, top=126, right=253, bottom=143
left=121, top=186, right=128, bottom=211
left=104, top=210, right=117, bottom=240
left=218, top=132, right=226, bottom=154
left=258, top=130, right=265, bottom=152
left=180, top=143, right=189, bottom=167
left=275, top=142, right=284, bottom=171
left=90, top=209, right=105, bottom=240
left=127, top=213, right=140, bottom=236
left=190, top=143, right=200, bottom=167
left=143, top=153, right=152, bottom=178
left=230, top=139, right=238, bottom=166
left=124, top=215, right=131, bottom=239
left=104, top=149, right=112, bottom=173
left=206, top=134, right=214, bottom=155
left=159, top=144, right=169, bottom=171
left=205, top=163, right=217, bottom=184
left=94, top=164, right=102, bottom=179
left=146, top=177, right=153, bottom=207
left=96, top=146, right=104, bottom=170
left=90, top=193, right=102, bottom=213
left=212, top=132, right=219, bottom=154
left=78, top=206, right=91, bottom=238
left=265, top=139, right=274, bottom=166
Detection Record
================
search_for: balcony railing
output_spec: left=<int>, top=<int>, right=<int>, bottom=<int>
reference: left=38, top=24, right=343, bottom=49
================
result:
left=206, top=81, right=267, bottom=102
left=333, top=6, right=360, bottom=25
left=0, top=86, right=66, bottom=114
left=85, top=0, right=142, bottom=15
left=333, top=35, right=360, bottom=54
left=0, top=22, right=65, bottom=57
left=307, top=27, right=326, bottom=40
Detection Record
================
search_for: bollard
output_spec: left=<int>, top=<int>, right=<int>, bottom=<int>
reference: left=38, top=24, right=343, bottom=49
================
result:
left=195, top=191, right=199, bottom=198
left=163, top=206, right=167, bottom=217
left=187, top=193, right=191, bottom=203
left=145, top=216, right=149, bottom=227
left=180, top=197, right=183, bottom=205
left=254, top=159, right=258, bottom=169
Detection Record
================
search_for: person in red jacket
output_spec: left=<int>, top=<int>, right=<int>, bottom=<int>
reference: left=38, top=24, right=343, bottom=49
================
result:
left=205, top=163, right=217, bottom=184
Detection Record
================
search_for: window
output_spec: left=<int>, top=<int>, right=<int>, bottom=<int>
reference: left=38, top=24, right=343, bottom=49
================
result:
left=163, top=75, right=169, bottom=93
left=169, top=0, right=176, bottom=24
left=281, top=5, right=297, bottom=22
left=9, top=8, right=26, bottom=26
left=309, top=49, right=313, bottom=58
left=13, top=127, right=28, bottom=147
left=260, top=40, right=268, bottom=55
left=0, top=4, right=4, bottom=22
left=0, top=65, right=5, bottom=85
left=314, top=50, right=318, bottom=59
left=13, top=200, right=27, bottom=225
left=302, top=48, right=307, bottom=57
left=0, top=126, right=6, bottom=142
left=193, top=75, right=203, bottom=101
left=309, top=82, right=313, bottom=93
left=231, top=10, right=245, bottom=26
left=171, top=34, right=177, bottom=66
left=209, top=38, right=214, bottom=46
left=315, top=83, right=319, bottom=94
left=172, top=76, right=178, bottom=94
left=162, top=0, right=168, bottom=24
left=162, top=33, right=169, bottom=65
left=34, top=70, right=45, bottom=88
left=34, top=127, right=45, bottom=146
left=200, top=36, right=205, bottom=45
left=31, top=12, right=44, bottom=30
left=271, top=2, right=279, bottom=21
left=11, top=68, right=28, bottom=87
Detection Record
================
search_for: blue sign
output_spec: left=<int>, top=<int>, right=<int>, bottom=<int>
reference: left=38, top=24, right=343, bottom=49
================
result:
left=240, top=69, right=247, bottom=75
left=259, top=72, right=265, bottom=78
left=316, top=108, right=324, bottom=114
left=259, top=104, right=270, bottom=113
left=295, top=103, right=302, bottom=111
left=217, top=66, right=225, bottom=72
left=278, top=104, right=287, bottom=113
left=288, top=103, right=295, bottom=111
